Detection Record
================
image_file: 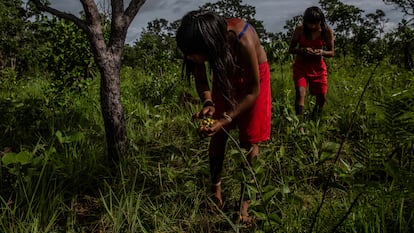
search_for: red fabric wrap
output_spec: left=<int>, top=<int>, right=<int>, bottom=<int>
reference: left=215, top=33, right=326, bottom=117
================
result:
left=293, top=35, right=328, bottom=95
left=213, top=62, right=272, bottom=144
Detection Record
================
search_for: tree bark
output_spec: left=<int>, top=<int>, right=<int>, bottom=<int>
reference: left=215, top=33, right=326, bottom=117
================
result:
left=98, top=54, right=127, bottom=162
left=30, top=0, right=147, bottom=161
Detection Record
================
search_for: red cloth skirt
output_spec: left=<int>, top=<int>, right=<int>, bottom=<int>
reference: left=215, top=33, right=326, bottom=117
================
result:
left=293, top=58, right=328, bottom=95
left=213, top=61, right=272, bottom=144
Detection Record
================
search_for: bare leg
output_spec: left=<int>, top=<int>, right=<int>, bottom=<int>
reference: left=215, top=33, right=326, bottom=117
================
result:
left=295, top=87, right=306, bottom=133
left=295, top=87, right=306, bottom=116
left=312, top=94, right=326, bottom=119
left=209, top=131, right=228, bottom=207
left=240, top=143, right=259, bottom=223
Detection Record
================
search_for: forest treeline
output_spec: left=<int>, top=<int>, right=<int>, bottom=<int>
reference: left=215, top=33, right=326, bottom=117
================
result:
left=1, top=0, right=413, bottom=83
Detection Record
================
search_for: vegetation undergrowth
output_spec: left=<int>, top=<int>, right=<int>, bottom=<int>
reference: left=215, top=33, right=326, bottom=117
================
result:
left=1, top=59, right=413, bottom=232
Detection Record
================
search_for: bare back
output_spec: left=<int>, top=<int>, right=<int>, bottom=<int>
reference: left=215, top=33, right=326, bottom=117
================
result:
left=226, top=18, right=267, bottom=66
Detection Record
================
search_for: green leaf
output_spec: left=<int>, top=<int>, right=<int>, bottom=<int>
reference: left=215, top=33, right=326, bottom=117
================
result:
left=251, top=210, right=267, bottom=220
left=67, top=132, right=85, bottom=143
left=246, top=183, right=259, bottom=194
left=15, top=151, right=32, bottom=165
left=254, top=165, right=265, bottom=174
left=263, top=188, right=279, bottom=203
left=56, top=131, right=84, bottom=144
left=278, top=145, right=285, bottom=157
left=320, top=152, right=335, bottom=162
left=268, top=213, right=282, bottom=224
left=228, top=149, right=241, bottom=156
left=56, top=130, right=64, bottom=144
left=2, top=153, right=17, bottom=166
left=1, top=151, right=33, bottom=166
left=323, top=141, right=340, bottom=151
left=263, top=185, right=277, bottom=193
left=282, top=184, right=291, bottom=194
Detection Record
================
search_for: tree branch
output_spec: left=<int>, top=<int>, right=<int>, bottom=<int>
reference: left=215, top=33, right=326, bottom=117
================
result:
left=30, top=0, right=147, bottom=56
left=108, top=0, right=146, bottom=50
left=29, top=0, right=88, bottom=33
left=80, top=0, right=102, bottom=29
left=124, top=0, right=146, bottom=26
left=79, top=0, right=107, bottom=52
left=111, top=0, right=127, bottom=36
left=111, top=0, right=124, bottom=19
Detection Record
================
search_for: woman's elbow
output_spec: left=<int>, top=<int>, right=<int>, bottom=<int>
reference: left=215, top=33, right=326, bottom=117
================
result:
left=252, top=86, right=260, bottom=100
left=325, top=50, right=334, bottom=58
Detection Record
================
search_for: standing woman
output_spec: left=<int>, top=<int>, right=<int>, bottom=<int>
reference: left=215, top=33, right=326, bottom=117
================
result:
left=176, top=10, right=271, bottom=224
left=288, top=6, right=334, bottom=120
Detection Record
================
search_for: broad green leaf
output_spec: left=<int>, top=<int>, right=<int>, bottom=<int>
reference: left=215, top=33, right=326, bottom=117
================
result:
left=1, top=151, right=32, bottom=166
left=15, top=151, right=32, bottom=165
left=263, top=188, right=278, bottom=203
left=2, top=153, right=18, bottom=166
left=251, top=210, right=267, bottom=220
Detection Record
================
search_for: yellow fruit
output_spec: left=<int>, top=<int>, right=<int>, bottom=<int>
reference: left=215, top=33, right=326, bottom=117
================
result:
left=199, top=116, right=215, bottom=128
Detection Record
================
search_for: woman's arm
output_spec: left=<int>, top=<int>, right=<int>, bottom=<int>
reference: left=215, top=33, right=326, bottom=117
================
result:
left=322, top=27, right=335, bottom=58
left=194, top=62, right=212, bottom=103
left=193, top=62, right=215, bottom=119
left=222, top=31, right=261, bottom=123
left=288, top=26, right=303, bottom=55
left=202, top=22, right=262, bottom=136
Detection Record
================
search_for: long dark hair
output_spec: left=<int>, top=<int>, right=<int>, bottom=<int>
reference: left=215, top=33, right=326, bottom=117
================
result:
left=303, top=6, right=328, bottom=40
left=176, top=10, right=237, bottom=107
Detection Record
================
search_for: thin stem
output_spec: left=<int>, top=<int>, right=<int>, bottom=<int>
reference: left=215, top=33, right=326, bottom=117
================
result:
left=221, top=126, right=275, bottom=231
left=309, top=62, right=380, bottom=233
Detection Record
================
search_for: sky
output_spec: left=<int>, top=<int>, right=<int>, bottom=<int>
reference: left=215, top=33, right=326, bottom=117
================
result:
left=48, top=0, right=404, bottom=44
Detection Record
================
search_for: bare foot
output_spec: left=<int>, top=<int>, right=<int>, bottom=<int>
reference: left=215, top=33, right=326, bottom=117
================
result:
left=210, top=182, right=223, bottom=208
left=239, top=200, right=256, bottom=227
left=239, top=215, right=256, bottom=227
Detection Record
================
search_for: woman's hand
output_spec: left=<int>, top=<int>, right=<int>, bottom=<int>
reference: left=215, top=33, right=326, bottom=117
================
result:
left=192, top=105, right=215, bottom=121
left=302, top=47, right=323, bottom=56
left=198, top=112, right=233, bottom=137
left=198, top=118, right=227, bottom=137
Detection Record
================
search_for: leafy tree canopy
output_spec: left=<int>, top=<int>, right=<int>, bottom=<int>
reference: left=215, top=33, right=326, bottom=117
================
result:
left=0, top=0, right=30, bottom=69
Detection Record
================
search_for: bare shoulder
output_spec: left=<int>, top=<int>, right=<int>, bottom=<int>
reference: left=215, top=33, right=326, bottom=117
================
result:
left=292, top=24, right=304, bottom=40
left=235, top=19, right=258, bottom=45
left=226, top=18, right=245, bottom=32
left=232, top=19, right=266, bottom=64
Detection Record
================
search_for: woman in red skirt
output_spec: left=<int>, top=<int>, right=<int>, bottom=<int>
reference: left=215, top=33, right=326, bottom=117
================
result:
left=176, top=10, right=271, bottom=224
left=289, top=6, right=335, bottom=120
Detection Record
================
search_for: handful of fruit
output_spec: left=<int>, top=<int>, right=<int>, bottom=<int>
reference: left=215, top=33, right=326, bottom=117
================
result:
left=199, top=116, right=215, bottom=130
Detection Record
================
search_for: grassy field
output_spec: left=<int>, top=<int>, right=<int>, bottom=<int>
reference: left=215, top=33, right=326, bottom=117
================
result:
left=0, top=59, right=413, bottom=232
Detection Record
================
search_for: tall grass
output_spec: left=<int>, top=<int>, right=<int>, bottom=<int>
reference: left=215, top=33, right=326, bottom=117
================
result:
left=0, top=60, right=413, bottom=232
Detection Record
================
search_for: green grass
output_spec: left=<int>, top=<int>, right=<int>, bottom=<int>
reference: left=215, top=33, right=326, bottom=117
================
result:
left=0, top=60, right=413, bottom=232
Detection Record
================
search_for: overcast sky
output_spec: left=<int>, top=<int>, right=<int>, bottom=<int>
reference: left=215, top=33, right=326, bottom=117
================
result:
left=48, top=0, right=403, bottom=44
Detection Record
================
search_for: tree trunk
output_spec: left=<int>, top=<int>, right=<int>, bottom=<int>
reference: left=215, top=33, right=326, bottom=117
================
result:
left=98, top=55, right=127, bottom=162
left=30, top=0, right=147, bottom=162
